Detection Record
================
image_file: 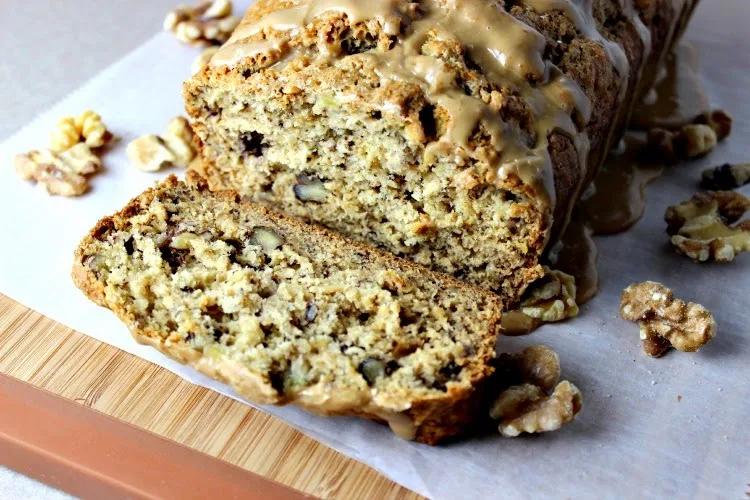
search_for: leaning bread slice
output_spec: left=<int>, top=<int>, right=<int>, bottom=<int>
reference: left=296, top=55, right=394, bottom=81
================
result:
left=72, top=173, right=503, bottom=444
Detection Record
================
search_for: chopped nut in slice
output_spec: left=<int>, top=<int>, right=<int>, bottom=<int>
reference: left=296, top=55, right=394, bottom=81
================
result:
left=701, top=163, right=750, bottom=190
left=293, top=175, right=328, bottom=203
left=665, top=191, right=750, bottom=262
left=501, top=268, right=578, bottom=335
left=694, top=109, right=732, bottom=141
left=127, top=135, right=176, bottom=172
left=164, top=1, right=240, bottom=46
left=13, top=143, right=101, bottom=196
left=250, top=227, right=284, bottom=252
left=619, top=281, right=717, bottom=357
left=50, top=110, right=114, bottom=152
left=494, top=381, right=583, bottom=437
left=647, top=123, right=717, bottom=163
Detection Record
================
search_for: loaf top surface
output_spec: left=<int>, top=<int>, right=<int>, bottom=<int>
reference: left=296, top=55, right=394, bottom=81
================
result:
left=196, top=0, right=655, bottom=217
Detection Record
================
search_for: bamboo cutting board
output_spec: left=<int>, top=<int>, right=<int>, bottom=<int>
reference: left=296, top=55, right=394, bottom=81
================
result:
left=0, top=293, right=422, bottom=499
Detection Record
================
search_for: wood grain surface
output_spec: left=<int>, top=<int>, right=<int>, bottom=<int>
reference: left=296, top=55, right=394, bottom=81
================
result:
left=0, top=293, right=422, bottom=500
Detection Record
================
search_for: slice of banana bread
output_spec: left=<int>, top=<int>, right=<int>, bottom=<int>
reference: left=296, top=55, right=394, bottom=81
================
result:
left=72, top=173, right=503, bottom=444
left=184, top=0, right=698, bottom=303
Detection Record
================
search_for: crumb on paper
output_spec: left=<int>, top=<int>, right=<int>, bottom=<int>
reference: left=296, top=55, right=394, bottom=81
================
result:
left=500, top=268, right=579, bottom=335
left=164, top=0, right=239, bottom=46
left=50, top=110, right=114, bottom=152
left=701, top=163, right=750, bottom=190
left=665, top=191, right=750, bottom=263
left=13, top=143, right=101, bottom=196
left=677, top=394, right=682, bottom=402
left=490, top=346, right=581, bottom=437
left=619, top=281, right=717, bottom=357
left=127, top=117, right=197, bottom=172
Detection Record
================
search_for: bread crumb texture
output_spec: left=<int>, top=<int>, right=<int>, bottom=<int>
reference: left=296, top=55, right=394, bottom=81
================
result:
left=73, top=175, right=503, bottom=444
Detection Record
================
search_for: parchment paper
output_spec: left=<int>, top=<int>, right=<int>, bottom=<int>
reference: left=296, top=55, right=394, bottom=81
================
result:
left=0, top=2, right=748, bottom=498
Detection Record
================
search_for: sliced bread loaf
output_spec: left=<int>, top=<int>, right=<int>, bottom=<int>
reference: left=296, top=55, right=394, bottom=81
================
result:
left=72, top=173, right=503, bottom=444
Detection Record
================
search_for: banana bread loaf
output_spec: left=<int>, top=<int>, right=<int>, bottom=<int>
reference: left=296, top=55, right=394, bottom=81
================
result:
left=184, top=0, right=698, bottom=303
left=72, top=173, right=504, bottom=444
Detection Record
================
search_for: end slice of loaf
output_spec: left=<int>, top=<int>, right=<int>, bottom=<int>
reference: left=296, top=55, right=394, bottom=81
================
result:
left=72, top=173, right=503, bottom=444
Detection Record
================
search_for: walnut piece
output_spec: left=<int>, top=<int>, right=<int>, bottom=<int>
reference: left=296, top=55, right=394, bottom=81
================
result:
left=694, top=109, right=732, bottom=141
left=50, top=110, right=113, bottom=152
left=665, top=191, right=750, bottom=262
left=164, top=0, right=239, bottom=46
left=648, top=124, right=717, bottom=163
left=13, top=143, right=101, bottom=196
left=127, top=135, right=176, bottom=172
left=491, top=381, right=583, bottom=438
left=701, top=163, right=750, bottom=190
left=192, top=46, right=219, bottom=74
left=501, top=268, right=578, bottom=335
left=619, top=281, right=717, bottom=357
left=490, top=346, right=581, bottom=437
left=127, top=117, right=197, bottom=172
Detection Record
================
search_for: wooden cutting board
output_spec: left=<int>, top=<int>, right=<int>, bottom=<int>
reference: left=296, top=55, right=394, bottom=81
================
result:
left=0, top=293, right=422, bottom=499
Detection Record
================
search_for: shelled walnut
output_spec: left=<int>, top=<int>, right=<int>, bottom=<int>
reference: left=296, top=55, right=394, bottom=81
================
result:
left=665, top=191, right=750, bottom=262
left=14, top=143, right=101, bottom=196
left=500, top=268, right=579, bottom=335
left=648, top=124, right=717, bottom=163
left=127, top=117, right=197, bottom=172
left=701, top=163, right=750, bottom=190
left=619, top=281, right=717, bottom=357
left=694, top=109, right=732, bottom=141
left=490, top=346, right=582, bottom=437
left=50, top=110, right=114, bottom=152
left=164, top=0, right=239, bottom=46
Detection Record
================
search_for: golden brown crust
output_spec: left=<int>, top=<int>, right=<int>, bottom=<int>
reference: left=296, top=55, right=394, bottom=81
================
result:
left=72, top=174, right=502, bottom=444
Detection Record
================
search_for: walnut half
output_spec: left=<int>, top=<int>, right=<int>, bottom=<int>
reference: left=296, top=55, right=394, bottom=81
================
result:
left=665, top=191, right=750, bottom=263
left=619, top=281, right=717, bottom=357
left=501, top=268, right=579, bottom=335
left=14, top=143, right=101, bottom=196
left=490, top=346, right=582, bottom=437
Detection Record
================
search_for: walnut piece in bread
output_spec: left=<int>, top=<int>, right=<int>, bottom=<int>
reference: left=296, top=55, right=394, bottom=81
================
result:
left=665, top=191, right=750, bottom=262
left=619, top=281, right=716, bottom=357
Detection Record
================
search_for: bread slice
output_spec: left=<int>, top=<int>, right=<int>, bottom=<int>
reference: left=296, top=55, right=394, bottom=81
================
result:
left=183, top=0, right=698, bottom=303
left=72, top=173, right=503, bottom=444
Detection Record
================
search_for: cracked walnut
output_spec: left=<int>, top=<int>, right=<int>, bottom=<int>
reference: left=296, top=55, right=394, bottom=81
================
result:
left=619, top=281, right=717, bottom=357
left=665, top=191, right=750, bottom=262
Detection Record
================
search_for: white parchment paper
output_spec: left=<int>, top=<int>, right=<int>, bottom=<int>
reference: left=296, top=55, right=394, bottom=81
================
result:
left=0, top=2, right=748, bottom=498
